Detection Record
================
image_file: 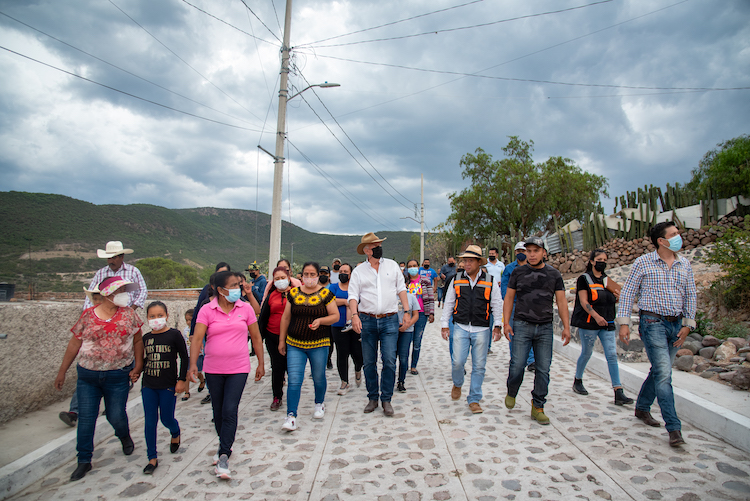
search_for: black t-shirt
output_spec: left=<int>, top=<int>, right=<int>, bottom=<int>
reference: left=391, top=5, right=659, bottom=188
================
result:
left=571, top=272, right=617, bottom=331
left=142, top=328, right=189, bottom=390
left=508, top=264, right=564, bottom=324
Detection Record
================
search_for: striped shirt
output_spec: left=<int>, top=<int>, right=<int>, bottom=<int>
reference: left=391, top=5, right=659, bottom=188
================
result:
left=616, top=251, right=697, bottom=328
left=83, top=262, right=148, bottom=309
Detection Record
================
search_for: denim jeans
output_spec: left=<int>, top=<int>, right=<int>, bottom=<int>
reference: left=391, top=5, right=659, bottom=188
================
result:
left=286, top=345, right=328, bottom=416
left=141, top=386, right=180, bottom=460
left=636, top=314, right=682, bottom=432
left=205, top=372, right=248, bottom=457
left=507, top=320, right=554, bottom=408
left=75, top=363, right=132, bottom=463
left=575, top=328, right=622, bottom=387
left=410, top=312, right=428, bottom=369
left=451, top=324, right=490, bottom=404
left=69, top=389, right=79, bottom=414
left=448, top=315, right=455, bottom=363
left=360, top=314, right=399, bottom=402
left=397, top=329, right=413, bottom=383
left=508, top=307, right=535, bottom=366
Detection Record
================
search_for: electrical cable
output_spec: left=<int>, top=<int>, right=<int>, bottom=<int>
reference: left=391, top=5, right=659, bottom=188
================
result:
left=238, top=0, right=282, bottom=43
left=270, top=0, right=283, bottom=36
left=0, top=45, right=265, bottom=132
left=181, top=0, right=277, bottom=46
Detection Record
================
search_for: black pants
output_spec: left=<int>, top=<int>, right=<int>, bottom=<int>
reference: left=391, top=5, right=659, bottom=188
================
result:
left=205, top=372, right=247, bottom=457
left=332, top=325, right=363, bottom=383
left=264, top=333, right=287, bottom=399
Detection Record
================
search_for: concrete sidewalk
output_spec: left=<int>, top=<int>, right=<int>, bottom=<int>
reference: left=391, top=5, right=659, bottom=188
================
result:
left=4, top=312, right=750, bottom=501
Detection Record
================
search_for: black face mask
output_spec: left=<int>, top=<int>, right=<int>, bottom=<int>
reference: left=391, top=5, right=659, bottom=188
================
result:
left=594, top=262, right=607, bottom=272
left=371, top=246, right=383, bottom=259
left=423, top=264, right=430, bottom=269
left=488, top=256, right=497, bottom=262
left=338, top=273, right=349, bottom=283
left=319, top=275, right=329, bottom=284
left=333, top=264, right=341, bottom=271
left=457, top=267, right=464, bottom=273
left=448, top=262, right=455, bottom=267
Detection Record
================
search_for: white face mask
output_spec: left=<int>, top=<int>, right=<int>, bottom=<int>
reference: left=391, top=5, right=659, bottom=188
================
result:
left=148, top=317, right=167, bottom=331
left=111, top=292, right=129, bottom=307
left=274, top=279, right=289, bottom=290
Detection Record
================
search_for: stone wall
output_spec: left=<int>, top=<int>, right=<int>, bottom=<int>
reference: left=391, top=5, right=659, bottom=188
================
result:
left=0, top=299, right=195, bottom=424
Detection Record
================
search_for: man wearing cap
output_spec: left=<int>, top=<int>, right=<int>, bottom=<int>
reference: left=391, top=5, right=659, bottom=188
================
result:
left=246, top=263, right=267, bottom=304
left=348, top=232, right=410, bottom=416
left=441, top=245, right=503, bottom=414
left=501, top=242, right=536, bottom=371
left=438, top=256, right=457, bottom=309
left=330, top=259, right=342, bottom=285
left=502, top=236, right=571, bottom=425
left=84, top=241, right=147, bottom=310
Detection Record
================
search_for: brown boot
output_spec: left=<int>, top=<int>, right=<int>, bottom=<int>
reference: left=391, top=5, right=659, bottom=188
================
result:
left=635, top=409, right=661, bottom=427
left=451, top=385, right=461, bottom=400
left=669, top=430, right=686, bottom=447
left=364, top=400, right=378, bottom=413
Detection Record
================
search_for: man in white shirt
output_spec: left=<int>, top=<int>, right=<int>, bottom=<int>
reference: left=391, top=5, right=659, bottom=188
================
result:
left=483, top=246, right=505, bottom=354
left=348, top=232, right=410, bottom=417
left=83, top=241, right=147, bottom=310
left=441, top=245, right=503, bottom=414
left=330, top=258, right=341, bottom=284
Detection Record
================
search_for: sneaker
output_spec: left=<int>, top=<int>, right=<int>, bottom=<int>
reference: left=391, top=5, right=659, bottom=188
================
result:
left=397, top=381, right=406, bottom=393
left=215, top=454, right=231, bottom=479
left=282, top=413, right=297, bottom=431
left=59, top=411, right=77, bottom=427
left=270, top=397, right=282, bottom=411
left=212, top=453, right=219, bottom=465
left=505, top=395, right=516, bottom=409
left=531, top=404, right=550, bottom=425
left=341, top=321, right=353, bottom=332
left=337, top=383, right=349, bottom=395
left=313, top=403, right=325, bottom=419
left=201, top=394, right=212, bottom=404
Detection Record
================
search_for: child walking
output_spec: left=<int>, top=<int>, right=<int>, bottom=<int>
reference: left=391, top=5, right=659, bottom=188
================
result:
left=137, top=301, right=189, bottom=474
left=181, top=309, right=194, bottom=401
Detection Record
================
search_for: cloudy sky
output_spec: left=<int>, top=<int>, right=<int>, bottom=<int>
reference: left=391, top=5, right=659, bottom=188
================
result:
left=1, top=0, right=748, bottom=237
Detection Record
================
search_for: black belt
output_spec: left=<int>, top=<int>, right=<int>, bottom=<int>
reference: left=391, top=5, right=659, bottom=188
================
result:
left=640, top=310, right=682, bottom=323
left=360, top=312, right=397, bottom=319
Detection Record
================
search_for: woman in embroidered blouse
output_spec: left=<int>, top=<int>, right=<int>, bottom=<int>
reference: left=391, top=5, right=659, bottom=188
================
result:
left=54, top=276, right=144, bottom=482
left=278, top=262, right=339, bottom=432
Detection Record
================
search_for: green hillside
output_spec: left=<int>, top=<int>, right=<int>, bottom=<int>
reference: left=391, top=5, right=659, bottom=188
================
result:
left=0, top=191, right=417, bottom=291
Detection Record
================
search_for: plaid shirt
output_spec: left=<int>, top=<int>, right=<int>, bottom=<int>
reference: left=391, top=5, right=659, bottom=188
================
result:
left=616, top=251, right=697, bottom=329
left=83, top=262, right=148, bottom=309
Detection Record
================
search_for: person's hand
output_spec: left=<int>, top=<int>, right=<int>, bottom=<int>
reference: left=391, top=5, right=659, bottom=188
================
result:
left=441, top=327, right=449, bottom=341
left=175, top=380, right=187, bottom=394
left=673, top=327, right=690, bottom=347
left=561, top=327, right=571, bottom=346
left=428, top=314, right=434, bottom=324
left=595, top=315, right=608, bottom=327
left=352, top=315, right=362, bottom=334
left=618, top=325, right=630, bottom=345
left=188, top=366, right=199, bottom=383
left=309, top=319, right=321, bottom=330
left=492, top=326, right=502, bottom=342
left=129, top=369, right=141, bottom=383
left=399, top=323, right=407, bottom=332
left=255, top=365, right=265, bottom=381
left=279, top=342, right=287, bottom=356
left=504, top=323, right=514, bottom=341
left=54, top=372, right=65, bottom=391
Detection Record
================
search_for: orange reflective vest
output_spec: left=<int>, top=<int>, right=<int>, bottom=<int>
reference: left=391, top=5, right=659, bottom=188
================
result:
left=452, top=270, right=493, bottom=327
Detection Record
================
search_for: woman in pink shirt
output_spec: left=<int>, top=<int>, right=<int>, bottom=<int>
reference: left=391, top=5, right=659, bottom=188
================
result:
left=188, top=271, right=265, bottom=480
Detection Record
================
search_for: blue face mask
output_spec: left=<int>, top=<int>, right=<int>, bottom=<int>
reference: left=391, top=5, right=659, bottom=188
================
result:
left=223, top=288, right=242, bottom=303
left=516, top=253, right=527, bottom=262
left=665, top=235, right=683, bottom=252
left=408, top=267, right=419, bottom=276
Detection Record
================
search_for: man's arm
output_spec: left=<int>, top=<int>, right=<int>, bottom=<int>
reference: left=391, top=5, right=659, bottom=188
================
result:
left=489, top=279, right=504, bottom=329
left=682, top=261, right=697, bottom=330
left=348, top=270, right=362, bottom=333
left=131, top=267, right=148, bottom=309
left=555, top=290, right=571, bottom=345
left=500, top=265, right=511, bottom=299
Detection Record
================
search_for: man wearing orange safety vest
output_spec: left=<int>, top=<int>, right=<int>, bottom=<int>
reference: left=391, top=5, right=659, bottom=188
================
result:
left=441, top=245, right=503, bottom=414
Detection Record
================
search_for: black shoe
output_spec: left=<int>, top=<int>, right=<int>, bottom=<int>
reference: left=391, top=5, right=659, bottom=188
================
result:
left=59, top=411, right=77, bottom=427
left=327, top=361, right=334, bottom=370
left=70, top=462, right=92, bottom=481
left=143, top=460, right=158, bottom=474
left=170, top=436, right=180, bottom=453
left=201, top=394, right=212, bottom=404
left=526, top=363, right=536, bottom=372
left=120, top=435, right=134, bottom=455
left=573, top=378, right=588, bottom=395
left=397, top=381, right=406, bottom=392
left=614, top=388, right=634, bottom=405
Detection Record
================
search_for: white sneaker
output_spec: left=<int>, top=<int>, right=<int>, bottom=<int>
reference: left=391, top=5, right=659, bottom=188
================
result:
left=215, top=454, right=231, bottom=479
left=282, top=413, right=297, bottom=431
left=313, top=403, right=325, bottom=419
left=212, top=453, right=219, bottom=465
left=341, top=321, right=353, bottom=332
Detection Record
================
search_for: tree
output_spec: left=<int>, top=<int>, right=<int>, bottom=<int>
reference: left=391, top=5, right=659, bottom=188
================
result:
left=688, top=134, right=750, bottom=199
left=137, top=257, right=203, bottom=289
left=446, top=136, right=608, bottom=238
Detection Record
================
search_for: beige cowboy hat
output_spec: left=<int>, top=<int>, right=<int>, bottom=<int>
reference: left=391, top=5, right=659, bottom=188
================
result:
left=457, top=244, right=487, bottom=266
left=357, top=232, right=387, bottom=255
left=97, top=241, right=134, bottom=258
left=83, top=283, right=100, bottom=302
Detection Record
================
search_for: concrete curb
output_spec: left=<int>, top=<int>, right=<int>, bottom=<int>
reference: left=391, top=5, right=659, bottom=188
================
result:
left=0, top=395, right=145, bottom=500
left=553, top=338, right=750, bottom=455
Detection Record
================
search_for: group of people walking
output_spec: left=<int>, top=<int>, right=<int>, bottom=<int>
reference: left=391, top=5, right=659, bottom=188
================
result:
left=55, top=220, right=698, bottom=482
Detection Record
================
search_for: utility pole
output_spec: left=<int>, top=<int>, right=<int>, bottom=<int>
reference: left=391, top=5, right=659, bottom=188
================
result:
left=268, top=0, right=293, bottom=270
left=420, top=173, right=425, bottom=264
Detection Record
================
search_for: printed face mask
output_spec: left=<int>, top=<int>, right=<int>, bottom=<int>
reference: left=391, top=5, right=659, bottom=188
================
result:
left=148, top=317, right=167, bottom=331
left=303, top=277, right=319, bottom=288
left=274, top=279, right=289, bottom=290
left=111, top=292, right=129, bottom=307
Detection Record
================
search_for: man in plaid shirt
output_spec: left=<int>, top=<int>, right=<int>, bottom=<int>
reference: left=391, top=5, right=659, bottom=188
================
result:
left=617, top=221, right=697, bottom=448
left=83, top=241, right=147, bottom=310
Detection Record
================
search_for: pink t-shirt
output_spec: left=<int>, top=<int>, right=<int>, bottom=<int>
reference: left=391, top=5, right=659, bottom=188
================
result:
left=196, top=298, right=257, bottom=374
left=408, top=278, right=425, bottom=312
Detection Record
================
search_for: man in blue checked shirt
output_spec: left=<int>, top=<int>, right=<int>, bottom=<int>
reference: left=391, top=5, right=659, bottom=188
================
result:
left=617, top=221, right=697, bottom=448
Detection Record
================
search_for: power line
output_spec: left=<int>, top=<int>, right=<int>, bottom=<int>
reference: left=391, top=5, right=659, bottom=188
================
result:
left=302, top=0, right=614, bottom=49
left=181, top=0, right=277, bottom=46
left=0, top=10, right=262, bottom=128
left=238, top=0, right=282, bottom=43
left=0, top=45, right=265, bottom=132
left=269, top=0, right=283, bottom=36
left=108, top=0, right=266, bottom=123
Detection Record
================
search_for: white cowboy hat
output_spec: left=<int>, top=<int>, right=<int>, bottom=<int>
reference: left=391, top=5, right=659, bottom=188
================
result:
left=97, top=241, right=134, bottom=258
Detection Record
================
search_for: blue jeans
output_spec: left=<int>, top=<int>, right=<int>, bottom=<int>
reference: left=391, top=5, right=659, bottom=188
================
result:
left=451, top=324, right=490, bottom=404
left=286, top=345, right=328, bottom=416
left=360, top=314, right=399, bottom=402
left=636, top=314, right=682, bottom=432
left=397, top=329, right=413, bottom=383
left=508, top=309, right=535, bottom=366
left=141, top=387, right=180, bottom=460
left=437, top=287, right=444, bottom=303
left=448, top=316, right=455, bottom=363
left=410, top=312, right=428, bottom=369
left=75, top=363, right=132, bottom=463
left=507, top=320, right=554, bottom=408
left=69, top=389, right=78, bottom=414
left=575, top=328, right=622, bottom=387
left=205, top=373, right=248, bottom=457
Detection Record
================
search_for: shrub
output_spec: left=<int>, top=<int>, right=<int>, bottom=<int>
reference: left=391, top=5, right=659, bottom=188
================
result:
left=711, top=318, right=750, bottom=340
left=705, top=217, right=750, bottom=311
left=136, top=257, right=203, bottom=289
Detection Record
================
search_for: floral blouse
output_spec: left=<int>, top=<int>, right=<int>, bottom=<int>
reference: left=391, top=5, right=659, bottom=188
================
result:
left=71, top=306, right=143, bottom=371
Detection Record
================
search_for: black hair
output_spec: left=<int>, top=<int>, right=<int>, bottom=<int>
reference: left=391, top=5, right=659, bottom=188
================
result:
left=215, top=262, right=231, bottom=272
left=301, top=261, right=320, bottom=274
left=399, top=261, right=406, bottom=266
left=339, top=262, right=352, bottom=273
left=185, top=308, right=194, bottom=316
left=404, top=259, right=419, bottom=282
left=423, top=257, right=430, bottom=262
left=213, top=270, right=236, bottom=290
left=146, top=300, right=168, bottom=315
left=489, top=247, right=499, bottom=253
left=277, top=258, right=292, bottom=270
left=585, top=248, right=607, bottom=273
left=650, top=221, right=677, bottom=247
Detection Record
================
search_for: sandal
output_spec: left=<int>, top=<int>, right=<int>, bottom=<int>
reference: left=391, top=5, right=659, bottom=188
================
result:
left=181, top=392, right=190, bottom=401
left=410, top=368, right=419, bottom=375
left=337, top=382, right=350, bottom=395
left=355, top=371, right=362, bottom=387
left=197, top=382, right=205, bottom=392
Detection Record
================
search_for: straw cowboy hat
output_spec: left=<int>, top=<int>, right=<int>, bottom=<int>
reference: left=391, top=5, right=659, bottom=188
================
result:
left=83, top=284, right=100, bottom=302
left=357, top=232, right=387, bottom=255
left=457, top=245, right=487, bottom=266
left=97, top=241, right=134, bottom=258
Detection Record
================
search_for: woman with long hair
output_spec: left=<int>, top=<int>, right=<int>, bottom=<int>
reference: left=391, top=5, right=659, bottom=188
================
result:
left=258, top=266, right=293, bottom=411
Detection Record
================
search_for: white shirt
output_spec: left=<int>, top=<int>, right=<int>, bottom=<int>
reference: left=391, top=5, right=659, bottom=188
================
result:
left=441, top=270, right=503, bottom=332
left=484, top=260, right=505, bottom=285
left=330, top=271, right=340, bottom=284
left=348, top=257, right=407, bottom=315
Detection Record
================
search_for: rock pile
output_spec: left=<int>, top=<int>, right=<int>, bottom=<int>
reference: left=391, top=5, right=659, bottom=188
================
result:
left=673, top=333, right=750, bottom=391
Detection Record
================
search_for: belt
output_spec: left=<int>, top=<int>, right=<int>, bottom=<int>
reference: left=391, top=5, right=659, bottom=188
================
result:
left=640, top=310, right=682, bottom=323
left=360, top=312, right=397, bottom=319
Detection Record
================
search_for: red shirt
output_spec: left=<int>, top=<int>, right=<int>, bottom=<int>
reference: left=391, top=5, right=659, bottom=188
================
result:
left=266, top=289, right=287, bottom=335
